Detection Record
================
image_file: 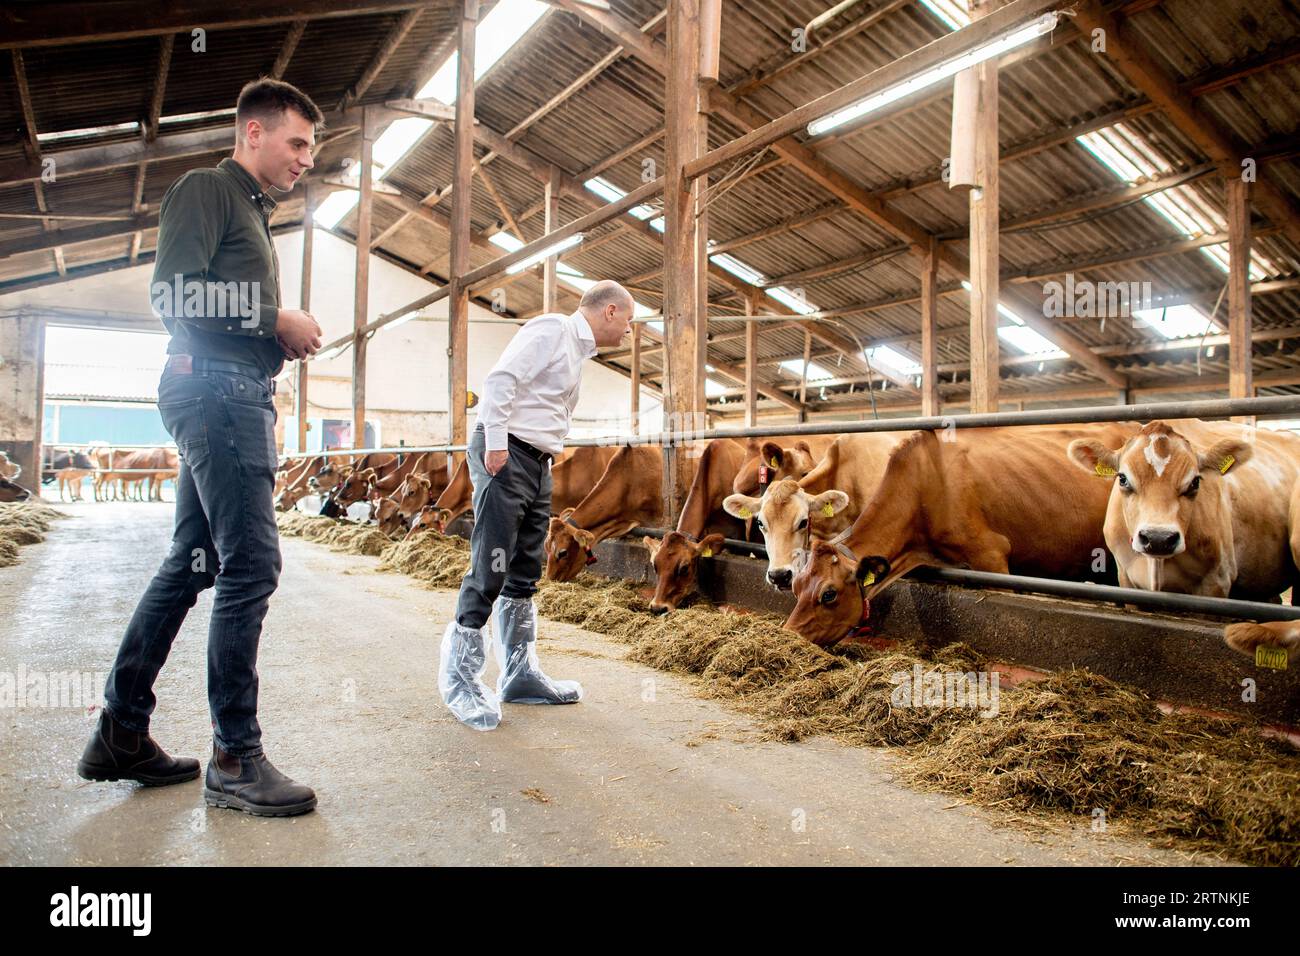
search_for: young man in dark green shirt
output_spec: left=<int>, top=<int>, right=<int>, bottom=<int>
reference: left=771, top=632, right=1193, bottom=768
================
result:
left=79, top=79, right=325, bottom=816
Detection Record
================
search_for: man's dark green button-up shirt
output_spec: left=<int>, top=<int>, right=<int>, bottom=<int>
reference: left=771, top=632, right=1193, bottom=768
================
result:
left=150, top=157, right=284, bottom=376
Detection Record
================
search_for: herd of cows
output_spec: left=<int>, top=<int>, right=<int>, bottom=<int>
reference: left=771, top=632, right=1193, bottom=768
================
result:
left=276, top=419, right=1300, bottom=663
left=0, top=447, right=179, bottom=503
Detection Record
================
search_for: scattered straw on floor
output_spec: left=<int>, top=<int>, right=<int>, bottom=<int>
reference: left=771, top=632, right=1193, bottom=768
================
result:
left=0, top=501, right=67, bottom=567
left=279, top=509, right=1300, bottom=864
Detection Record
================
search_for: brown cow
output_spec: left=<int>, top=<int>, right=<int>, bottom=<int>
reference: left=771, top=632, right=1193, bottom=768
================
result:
left=642, top=438, right=749, bottom=613
left=1069, top=420, right=1300, bottom=662
left=724, top=432, right=913, bottom=590
left=0, top=451, right=20, bottom=480
left=0, top=475, right=31, bottom=502
left=275, top=456, right=326, bottom=511
left=785, top=424, right=1141, bottom=646
left=545, top=445, right=670, bottom=582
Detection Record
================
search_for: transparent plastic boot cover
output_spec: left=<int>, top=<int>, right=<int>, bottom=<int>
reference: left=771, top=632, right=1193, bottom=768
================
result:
left=492, top=595, right=583, bottom=704
left=438, top=621, right=502, bottom=730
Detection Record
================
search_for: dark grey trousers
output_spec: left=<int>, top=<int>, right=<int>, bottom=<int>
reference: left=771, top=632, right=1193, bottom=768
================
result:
left=454, top=426, right=553, bottom=629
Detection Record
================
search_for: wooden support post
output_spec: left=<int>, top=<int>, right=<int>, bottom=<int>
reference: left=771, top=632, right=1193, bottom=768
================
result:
left=662, top=0, right=705, bottom=526
left=351, top=107, right=375, bottom=448
left=296, top=183, right=313, bottom=453
left=542, top=166, right=561, bottom=312
left=967, top=0, right=1000, bottom=414
left=448, top=0, right=477, bottom=466
left=1226, top=173, right=1253, bottom=424
left=920, top=235, right=939, bottom=417
left=745, top=288, right=759, bottom=427
left=630, top=322, right=641, bottom=435
left=798, top=330, right=811, bottom=421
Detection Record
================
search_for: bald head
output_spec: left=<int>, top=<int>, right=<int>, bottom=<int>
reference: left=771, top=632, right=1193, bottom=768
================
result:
left=578, top=280, right=634, bottom=348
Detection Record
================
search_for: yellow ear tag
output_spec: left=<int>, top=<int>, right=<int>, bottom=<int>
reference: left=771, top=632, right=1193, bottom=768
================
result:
left=1219, top=454, right=1235, bottom=475
left=821, top=503, right=835, bottom=517
left=770, top=456, right=780, bottom=468
left=1095, top=463, right=1117, bottom=477
left=700, top=548, right=713, bottom=558
left=738, top=506, right=752, bottom=519
left=1256, top=645, right=1288, bottom=670
left=861, top=571, right=876, bottom=585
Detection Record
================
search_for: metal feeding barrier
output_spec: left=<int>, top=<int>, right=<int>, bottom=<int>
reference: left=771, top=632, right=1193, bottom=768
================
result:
left=274, top=393, right=1300, bottom=624
left=619, top=393, right=1300, bottom=624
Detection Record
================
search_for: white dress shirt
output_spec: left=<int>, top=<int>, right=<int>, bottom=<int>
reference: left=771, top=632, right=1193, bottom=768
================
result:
left=477, top=309, right=598, bottom=456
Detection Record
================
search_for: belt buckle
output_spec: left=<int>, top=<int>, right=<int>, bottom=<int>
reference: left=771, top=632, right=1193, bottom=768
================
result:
left=168, top=354, right=194, bottom=374
left=269, top=379, right=276, bottom=395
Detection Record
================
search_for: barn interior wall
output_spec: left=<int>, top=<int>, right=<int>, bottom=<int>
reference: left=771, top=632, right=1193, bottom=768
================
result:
left=0, top=314, right=45, bottom=483
left=0, top=228, right=661, bottom=450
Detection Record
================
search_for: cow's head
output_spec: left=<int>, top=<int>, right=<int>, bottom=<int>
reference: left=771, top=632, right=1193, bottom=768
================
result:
left=0, top=476, right=32, bottom=503
left=406, top=505, right=441, bottom=539
left=313, top=462, right=347, bottom=495
left=372, top=496, right=407, bottom=537
left=643, top=531, right=725, bottom=614
left=724, top=478, right=849, bottom=590
left=785, top=542, right=891, bottom=646
left=1068, top=422, right=1251, bottom=560
left=432, top=507, right=456, bottom=534
left=333, top=467, right=376, bottom=508
left=397, top=475, right=433, bottom=518
left=735, top=439, right=822, bottom=495
left=545, top=515, right=598, bottom=581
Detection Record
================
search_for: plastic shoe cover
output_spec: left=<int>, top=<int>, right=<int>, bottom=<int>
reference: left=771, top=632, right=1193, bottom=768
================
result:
left=493, top=595, right=583, bottom=704
left=438, top=620, right=502, bottom=730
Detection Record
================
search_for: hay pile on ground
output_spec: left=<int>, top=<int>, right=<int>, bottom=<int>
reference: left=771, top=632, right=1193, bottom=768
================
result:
left=539, top=572, right=1300, bottom=864
left=283, top=513, right=1300, bottom=864
left=900, top=671, right=1300, bottom=865
left=276, top=511, right=391, bottom=556
left=379, top=532, right=471, bottom=588
left=0, top=501, right=67, bottom=567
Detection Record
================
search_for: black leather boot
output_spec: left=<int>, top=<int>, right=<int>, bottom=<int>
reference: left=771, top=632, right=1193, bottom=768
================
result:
left=203, top=744, right=317, bottom=817
left=77, top=710, right=201, bottom=787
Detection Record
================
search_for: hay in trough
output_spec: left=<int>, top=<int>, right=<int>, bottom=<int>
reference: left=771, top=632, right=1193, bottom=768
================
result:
left=533, top=572, right=1300, bottom=864
left=276, top=511, right=391, bottom=556
left=378, top=533, right=471, bottom=589
left=0, top=501, right=67, bottom=567
left=899, top=671, right=1300, bottom=865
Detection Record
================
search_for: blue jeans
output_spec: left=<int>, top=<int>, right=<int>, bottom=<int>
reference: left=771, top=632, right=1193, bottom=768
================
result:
left=104, top=366, right=282, bottom=756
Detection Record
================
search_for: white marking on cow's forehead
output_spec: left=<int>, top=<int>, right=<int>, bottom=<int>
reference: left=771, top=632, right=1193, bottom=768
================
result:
left=1143, top=433, right=1171, bottom=477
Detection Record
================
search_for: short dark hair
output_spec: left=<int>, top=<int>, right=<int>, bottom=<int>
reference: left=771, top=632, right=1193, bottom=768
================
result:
left=235, top=78, right=324, bottom=140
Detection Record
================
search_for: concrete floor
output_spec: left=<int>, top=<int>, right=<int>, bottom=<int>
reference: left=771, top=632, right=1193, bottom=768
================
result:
left=0, top=502, right=1214, bottom=866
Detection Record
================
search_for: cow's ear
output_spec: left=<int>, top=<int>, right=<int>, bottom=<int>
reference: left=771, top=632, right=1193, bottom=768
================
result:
left=760, top=441, right=783, bottom=470
left=723, top=493, right=762, bottom=520
left=856, top=555, right=891, bottom=586
left=1068, top=439, right=1121, bottom=478
left=794, top=440, right=813, bottom=454
left=642, top=535, right=661, bottom=559
left=1199, top=437, right=1254, bottom=476
left=697, top=532, right=725, bottom=559
left=808, top=489, right=850, bottom=519
left=559, top=507, right=576, bottom=520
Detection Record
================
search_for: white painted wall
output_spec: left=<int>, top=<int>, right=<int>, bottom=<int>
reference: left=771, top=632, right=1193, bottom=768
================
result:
left=3, top=227, right=661, bottom=446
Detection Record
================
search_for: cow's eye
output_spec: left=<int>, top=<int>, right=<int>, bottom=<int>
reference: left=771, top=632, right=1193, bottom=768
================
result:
left=1183, top=475, right=1201, bottom=497
left=676, top=564, right=689, bottom=577
left=1117, top=473, right=1131, bottom=491
left=557, top=548, right=568, bottom=559
left=820, top=588, right=838, bottom=605
left=797, top=517, right=808, bottom=530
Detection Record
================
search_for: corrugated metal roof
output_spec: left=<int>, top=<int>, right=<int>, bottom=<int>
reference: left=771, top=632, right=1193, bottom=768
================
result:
left=2, top=0, right=1297, bottom=413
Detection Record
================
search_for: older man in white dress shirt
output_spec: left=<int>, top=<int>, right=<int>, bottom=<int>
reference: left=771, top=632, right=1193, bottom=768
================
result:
left=439, top=280, right=635, bottom=730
